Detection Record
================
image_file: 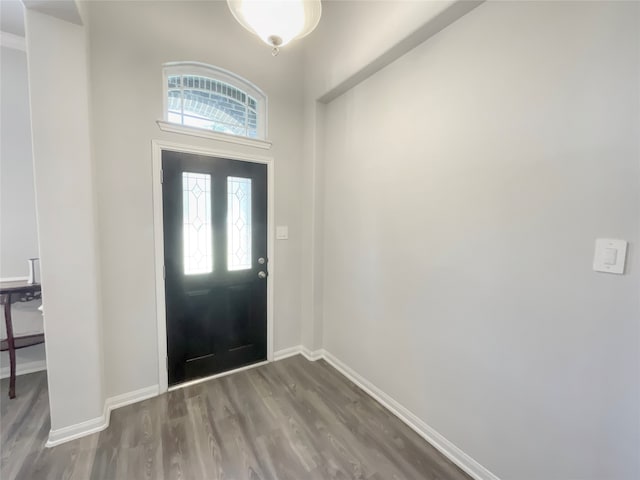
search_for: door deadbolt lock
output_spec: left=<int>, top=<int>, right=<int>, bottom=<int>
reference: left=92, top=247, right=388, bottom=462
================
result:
left=258, top=271, right=268, bottom=279
left=258, top=257, right=266, bottom=265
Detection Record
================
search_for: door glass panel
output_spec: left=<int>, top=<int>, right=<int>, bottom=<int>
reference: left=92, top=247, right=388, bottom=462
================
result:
left=183, top=172, right=213, bottom=275
left=227, top=176, right=252, bottom=271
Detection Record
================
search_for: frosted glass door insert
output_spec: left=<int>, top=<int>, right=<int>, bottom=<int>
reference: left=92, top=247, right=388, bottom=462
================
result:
left=183, top=172, right=213, bottom=275
left=227, top=177, right=252, bottom=271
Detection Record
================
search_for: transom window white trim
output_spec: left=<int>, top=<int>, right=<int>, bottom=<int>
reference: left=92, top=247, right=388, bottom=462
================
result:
left=162, top=62, right=268, bottom=143
left=156, top=121, right=272, bottom=150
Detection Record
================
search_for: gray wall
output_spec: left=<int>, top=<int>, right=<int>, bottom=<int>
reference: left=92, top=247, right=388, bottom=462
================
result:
left=321, top=2, right=639, bottom=479
left=0, top=46, right=39, bottom=278
left=300, top=0, right=483, bottom=352
left=0, top=45, right=46, bottom=372
left=87, top=0, right=305, bottom=398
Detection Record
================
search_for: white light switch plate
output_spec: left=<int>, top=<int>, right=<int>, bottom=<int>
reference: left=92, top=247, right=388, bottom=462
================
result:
left=276, top=225, right=289, bottom=240
left=593, top=238, right=627, bottom=274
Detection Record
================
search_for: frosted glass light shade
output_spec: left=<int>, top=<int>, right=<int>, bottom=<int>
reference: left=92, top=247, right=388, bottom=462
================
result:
left=227, top=0, right=322, bottom=50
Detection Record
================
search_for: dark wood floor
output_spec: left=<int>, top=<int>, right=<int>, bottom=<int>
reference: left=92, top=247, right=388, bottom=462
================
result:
left=1, top=355, right=471, bottom=480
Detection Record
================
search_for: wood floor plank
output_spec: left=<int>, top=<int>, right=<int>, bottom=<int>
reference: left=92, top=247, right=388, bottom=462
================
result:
left=1, top=356, right=472, bottom=480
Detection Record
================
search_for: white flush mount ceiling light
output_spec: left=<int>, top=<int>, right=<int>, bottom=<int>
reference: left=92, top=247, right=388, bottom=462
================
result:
left=227, top=0, right=322, bottom=56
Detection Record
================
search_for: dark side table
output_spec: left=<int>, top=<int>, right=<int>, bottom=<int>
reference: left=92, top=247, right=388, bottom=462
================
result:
left=0, top=280, right=44, bottom=399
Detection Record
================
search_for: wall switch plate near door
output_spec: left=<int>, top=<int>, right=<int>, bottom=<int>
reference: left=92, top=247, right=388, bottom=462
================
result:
left=276, top=225, right=289, bottom=240
left=593, top=238, right=627, bottom=274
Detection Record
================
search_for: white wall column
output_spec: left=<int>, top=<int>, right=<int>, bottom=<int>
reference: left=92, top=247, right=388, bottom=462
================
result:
left=24, top=7, right=105, bottom=437
left=300, top=99, right=326, bottom=352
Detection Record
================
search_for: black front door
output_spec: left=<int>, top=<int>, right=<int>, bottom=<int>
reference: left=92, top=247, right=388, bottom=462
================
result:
left=162, top=150, right=267, bottom=386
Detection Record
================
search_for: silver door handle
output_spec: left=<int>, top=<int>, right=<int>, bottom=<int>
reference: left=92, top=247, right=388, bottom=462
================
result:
left=258, top=271, right=268, bottom=279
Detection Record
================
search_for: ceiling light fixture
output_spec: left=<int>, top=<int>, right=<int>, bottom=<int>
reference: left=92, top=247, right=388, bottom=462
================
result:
left=227, top=0, right=322, bottom=56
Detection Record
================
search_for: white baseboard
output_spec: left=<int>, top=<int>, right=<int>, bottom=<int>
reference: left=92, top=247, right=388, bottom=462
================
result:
left=104, top=384, right=160, bottom=412
left=300, top=346, right=323, bottom=361
left=274, top=345, right=323, bottom=362
left=0, top=360, right=47, bottom=379
left=47, top=350, right=297, bottom=448
left=273, top=345, right=497, bottom=480
left=44, top=345, right=497, bottom=479
left=46, top=384, right=159, bottom=448
left=46, top=407, right=109, bottom=447
left=273, top=345, right=303, bottom=360
left=321, top=350, right=500, bottom=480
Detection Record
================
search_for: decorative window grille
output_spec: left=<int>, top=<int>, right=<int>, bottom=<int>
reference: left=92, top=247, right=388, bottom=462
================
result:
left=227, top=177, right=252, bottom=271
left=182, top=172, right=213, bottom=275
left=164, top=63, right=266, bottom=140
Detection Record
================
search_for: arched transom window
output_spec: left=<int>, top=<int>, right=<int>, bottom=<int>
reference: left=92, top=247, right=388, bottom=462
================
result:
left=163, top=63, right=266, bottom=140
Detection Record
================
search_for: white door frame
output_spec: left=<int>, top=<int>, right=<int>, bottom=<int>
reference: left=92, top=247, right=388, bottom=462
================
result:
left=151, top=139, right=275, bottom=393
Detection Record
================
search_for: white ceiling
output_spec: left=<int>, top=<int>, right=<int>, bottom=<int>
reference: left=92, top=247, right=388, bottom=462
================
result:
left=1, top=0, right=26, bottom=37
left=1, top=0, right=84, bottom=38
left=22, top=0, right=83, bottom=25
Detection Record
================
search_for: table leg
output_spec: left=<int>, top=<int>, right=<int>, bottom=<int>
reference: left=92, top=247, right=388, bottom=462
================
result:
left=3, top=297, right=16, bottom=399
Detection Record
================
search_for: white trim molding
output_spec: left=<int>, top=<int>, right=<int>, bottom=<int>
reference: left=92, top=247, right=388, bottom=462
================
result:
left=0, top=276, right=29, bottom=282
left=274, top=345, right=323, bottom=362
left=46, top=384, right=159, bottom=448
left=0, top=32, right=26, bottom=51
left=156, top=121, right=272, bottom=150
left=45, top=341, right=499, bottom=480
left=104, top=384, right=160, bottom=413
left=272, top=345, right=500, bottom=480
left=0, top=359, right=46, bottom=379
left=273, top=345, right=304, bottom=361
left=46, top=409, right=108, bottom=448
left=300, top=346, right=323, bottom=361
left=321, top=351, right=500, bottom=480
left=151, top=139, right=275, bottom=394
